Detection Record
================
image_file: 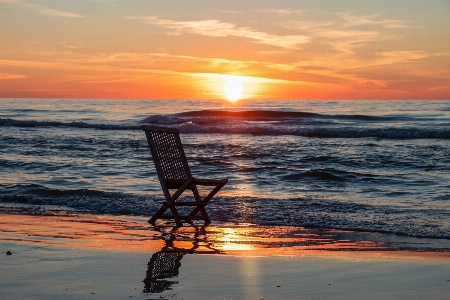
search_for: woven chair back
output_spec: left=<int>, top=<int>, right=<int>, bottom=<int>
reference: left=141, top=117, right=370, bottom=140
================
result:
left=144, top=126, right=191, bottom=181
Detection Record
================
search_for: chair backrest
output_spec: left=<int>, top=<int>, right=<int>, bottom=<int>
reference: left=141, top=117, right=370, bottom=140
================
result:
left=142, top=125, right=192, bottom=183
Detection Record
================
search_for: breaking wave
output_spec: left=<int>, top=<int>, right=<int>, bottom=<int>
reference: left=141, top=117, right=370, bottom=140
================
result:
left=2, top=108, right=450, bottom=139
left=0, top=118, right=140, bottom=130
left=1, top=184, right=449, bottom=239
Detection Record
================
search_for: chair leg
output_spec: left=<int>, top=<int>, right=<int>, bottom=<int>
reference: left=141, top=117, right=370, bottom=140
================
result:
left=188, top=184, right=224, bottom=222
left=203, top=214, right=211, bottom=225
left=191, top=186, right=211, bottom=224
left=169, top=205, right=184, bottom=227
left=148, top=203, right=168, bottom=225
left=149, top=202, right=184, bottom=227
left=149, top=180, right=223, bottom=226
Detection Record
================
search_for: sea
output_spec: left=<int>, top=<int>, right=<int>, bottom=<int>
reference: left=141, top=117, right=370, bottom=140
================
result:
left=1, top=98, right=450, bottom=249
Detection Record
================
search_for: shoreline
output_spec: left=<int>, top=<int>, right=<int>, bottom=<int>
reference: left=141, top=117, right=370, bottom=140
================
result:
left=1, top=212, right=450, bottom=259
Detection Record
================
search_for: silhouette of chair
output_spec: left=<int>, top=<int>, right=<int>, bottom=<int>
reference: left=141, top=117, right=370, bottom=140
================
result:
left=143, top=125, right=228, bottom=226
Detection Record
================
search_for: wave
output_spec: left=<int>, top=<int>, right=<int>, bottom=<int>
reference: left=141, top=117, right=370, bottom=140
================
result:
left=0, top=118, right=140, bottom=130
left=1, top=184, right=449, bottom=240
left=282, top=171, right=347, bottom=182
left=0, top=184, right=157, bottom=215
left=176, top=122, right=450, bottom=139
left=3, top=109, right=450, bottom=139
left=141, top=109, right=401, bottom=127
left=141, top=110, right=450, bottom=139
left=174, top=110, right=396, bottom=121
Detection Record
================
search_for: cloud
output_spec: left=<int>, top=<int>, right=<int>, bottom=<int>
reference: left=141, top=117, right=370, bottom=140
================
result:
left=126, top=16, right=309, bottom=49
left=18, top=2, right=82, bottom=18
left=221, top=10, right=242, bottom=14
left=319, top=29, right=379, bottom=40
left=0, top=73, right=28, bottom=80
left=318, top=29, right=381, bottom=53
left=376, top=50, right=429, bottom=64
left=339, top=12, right=411, bottom=29
left=254, top=9, right=305, bottom=15
left=279, top=11, right=412, bottom=54
left=35, top=7, right=82, bottom=18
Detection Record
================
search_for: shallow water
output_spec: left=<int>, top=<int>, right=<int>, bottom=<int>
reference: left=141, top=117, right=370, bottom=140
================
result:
left=1, top=99, right=449, bottom=240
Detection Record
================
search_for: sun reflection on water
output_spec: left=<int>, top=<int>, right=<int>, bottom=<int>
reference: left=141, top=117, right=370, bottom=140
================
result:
left=2, top=214, right=449, bottom=259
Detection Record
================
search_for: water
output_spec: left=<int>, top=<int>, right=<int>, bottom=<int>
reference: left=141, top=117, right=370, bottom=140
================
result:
left=1, top=98, right=450, bottom=241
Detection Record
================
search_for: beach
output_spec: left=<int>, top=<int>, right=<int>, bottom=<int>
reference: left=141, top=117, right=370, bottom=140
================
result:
left=1, top=213, right=450, bottom=299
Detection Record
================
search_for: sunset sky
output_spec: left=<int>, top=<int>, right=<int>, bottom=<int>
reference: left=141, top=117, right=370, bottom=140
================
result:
left=1, top=0, right=449, bottom=100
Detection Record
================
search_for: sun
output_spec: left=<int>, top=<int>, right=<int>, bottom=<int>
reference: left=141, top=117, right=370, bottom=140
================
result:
left=223, top=75, right=244, bottom=102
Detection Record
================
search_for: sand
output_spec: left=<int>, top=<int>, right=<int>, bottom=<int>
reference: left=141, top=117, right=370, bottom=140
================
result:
left=1, top=213, right=450, bottom=299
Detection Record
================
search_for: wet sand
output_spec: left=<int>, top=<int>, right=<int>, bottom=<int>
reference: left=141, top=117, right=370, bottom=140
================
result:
left=1, top=213, right=450, bottom=299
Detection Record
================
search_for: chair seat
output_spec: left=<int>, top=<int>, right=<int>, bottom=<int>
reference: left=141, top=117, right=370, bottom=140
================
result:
left=165, top=178, right=228, bottom=189
left=160, top=215, right=207, bottom=220
left=165, top=202, right=208, bottom=206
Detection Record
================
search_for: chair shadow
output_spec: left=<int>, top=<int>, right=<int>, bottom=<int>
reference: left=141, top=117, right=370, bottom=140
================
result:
left=143, top=225, right=224, bottom=294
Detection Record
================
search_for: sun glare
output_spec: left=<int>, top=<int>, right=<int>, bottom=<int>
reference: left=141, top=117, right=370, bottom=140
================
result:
left=200, top=73, right=262, bottom=101
left=223, top=75, right=244, bottom=102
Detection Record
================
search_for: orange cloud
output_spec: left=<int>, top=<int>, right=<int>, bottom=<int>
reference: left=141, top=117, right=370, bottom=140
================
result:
left=126, top=16, right=310, bottom=49
left=0, top=73, right=28, bottom=80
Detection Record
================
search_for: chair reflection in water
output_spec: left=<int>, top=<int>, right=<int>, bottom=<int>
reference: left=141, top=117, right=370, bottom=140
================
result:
left=143, top=226, right=224, bottom=294
left=142, top=125, right=228, bottom=227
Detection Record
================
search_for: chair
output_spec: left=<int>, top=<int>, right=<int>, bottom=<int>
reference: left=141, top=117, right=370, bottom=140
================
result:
left=143, top=125, right=228, bottom=227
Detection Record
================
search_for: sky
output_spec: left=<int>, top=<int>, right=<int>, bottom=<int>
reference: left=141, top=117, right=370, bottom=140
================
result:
left=0, top=0, right=449, bottom=100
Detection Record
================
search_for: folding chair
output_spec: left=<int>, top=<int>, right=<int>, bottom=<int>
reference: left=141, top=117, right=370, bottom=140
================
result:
left=143, top=125, right=228, bottom=227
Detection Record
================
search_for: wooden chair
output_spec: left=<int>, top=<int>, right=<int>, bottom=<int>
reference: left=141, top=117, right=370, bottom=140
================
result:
left=143, top=125, right=228, bottom=227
